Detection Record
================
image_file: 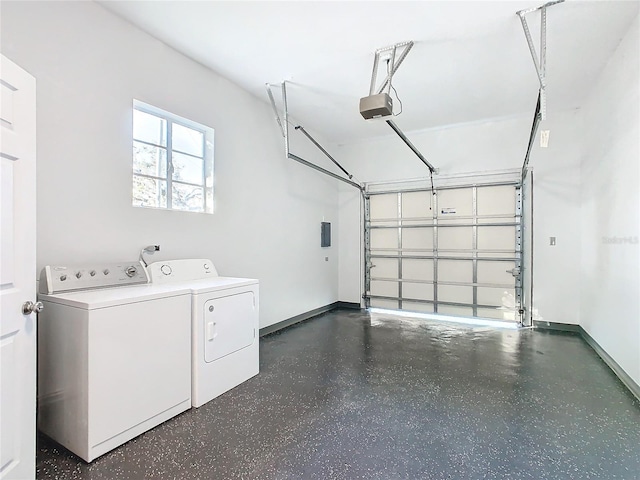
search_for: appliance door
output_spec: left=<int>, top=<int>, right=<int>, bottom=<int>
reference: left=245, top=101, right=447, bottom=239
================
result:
left=203, top=291, right=256, bottom=363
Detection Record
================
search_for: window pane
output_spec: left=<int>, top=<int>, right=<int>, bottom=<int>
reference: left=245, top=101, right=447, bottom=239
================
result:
left=172, top=151, right=203, bottom=185
left=133, top=175, right=167, bottom=208
left=172, top=183, right=204, bottom=212
left=133, top=141, right=167, bottom=177
left=133, top=109, right=167, bottom=146
left=172, top=123, right=203, bottom=157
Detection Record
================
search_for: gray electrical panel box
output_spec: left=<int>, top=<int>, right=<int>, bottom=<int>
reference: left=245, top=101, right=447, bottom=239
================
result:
left=321, top=222, right=331, bottom=247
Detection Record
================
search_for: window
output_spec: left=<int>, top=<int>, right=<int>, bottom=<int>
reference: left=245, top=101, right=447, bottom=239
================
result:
left=132, top=100, right=214, bottom=213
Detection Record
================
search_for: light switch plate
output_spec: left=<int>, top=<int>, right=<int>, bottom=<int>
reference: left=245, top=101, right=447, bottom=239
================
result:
left=540, top=130, right=550, bottom=148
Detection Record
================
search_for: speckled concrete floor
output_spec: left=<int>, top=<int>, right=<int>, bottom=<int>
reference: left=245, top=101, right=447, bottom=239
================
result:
left=37, top=309, right=640, bottom=480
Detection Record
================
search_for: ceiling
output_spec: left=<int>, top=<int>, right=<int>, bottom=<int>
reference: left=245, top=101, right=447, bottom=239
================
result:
left=100, top=1, right=639, bottom=145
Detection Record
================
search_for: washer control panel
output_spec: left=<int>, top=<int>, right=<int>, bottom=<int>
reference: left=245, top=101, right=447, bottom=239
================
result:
left=39, top=261, right=150, bottom=294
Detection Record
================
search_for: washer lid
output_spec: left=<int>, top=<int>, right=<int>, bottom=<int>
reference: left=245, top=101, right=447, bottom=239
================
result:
left=38, top=283, right=191, bottom=310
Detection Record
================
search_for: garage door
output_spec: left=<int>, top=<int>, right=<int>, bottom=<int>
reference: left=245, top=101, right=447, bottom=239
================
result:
left=364, top=178, right=524, bottom=323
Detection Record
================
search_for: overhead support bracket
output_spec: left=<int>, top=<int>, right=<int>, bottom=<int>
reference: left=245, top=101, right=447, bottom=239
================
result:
left=521, top=92, right=542, bottom=182
left=369, top=41, right=414, bottom=96
left=288, top=153, right=361, bottom=190
left=265, top=82, right=364, bottom=192
left=295, top=126, right=354, bottom=180
left=360, top=41, right=414, bottom=119
left=516, top=0, right=564, bottom=120
left=386, top=119, right=436, bottom=174
left=360, top=41, right=437, bottom=176
left=265, top=83, right=285, bottom=137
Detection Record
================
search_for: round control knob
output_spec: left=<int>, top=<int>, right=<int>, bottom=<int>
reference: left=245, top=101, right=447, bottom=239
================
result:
left=60, top=274, right=67, bottom=281
left=125, top=266, right=138, bottom=278
left=208, top=305, right=214, bottom=312
left=103, top=269, right=110, bottom=275
left=204, top=263, right=210, bottom=270
left=89, top=270, right=96, bottom=277
left=76, top=271, right=82, bottom=279
left=160, top=264, right=172, bottom=276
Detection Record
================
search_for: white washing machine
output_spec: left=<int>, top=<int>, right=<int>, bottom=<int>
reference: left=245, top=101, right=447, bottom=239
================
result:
left=37, top=261, right=192, bottom=462
left=147, top=259, right=259, bottom=408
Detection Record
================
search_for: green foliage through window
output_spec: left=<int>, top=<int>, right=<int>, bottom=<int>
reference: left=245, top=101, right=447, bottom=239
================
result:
left=132, top=101, right=214, bottom=214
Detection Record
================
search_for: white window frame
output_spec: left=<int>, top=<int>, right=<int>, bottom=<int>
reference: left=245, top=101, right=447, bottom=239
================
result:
left=132, top=99, right=214, bottom=214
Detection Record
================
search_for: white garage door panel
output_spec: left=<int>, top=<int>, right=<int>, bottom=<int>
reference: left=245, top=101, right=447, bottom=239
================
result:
left=477, top=307, right=509, bottom=320
left=402, top=259, right=433, bottom=281
left=403, top=302, right=434, bottom=313
left=402, top=228, right=434, bottom=251
left=438, top=260, right=472, bottom=283
left=403, top=282, right=434, bottom=301
left=438, top=305, right=473, bottom=316
left=370, top=299, right=399, bottom=309
left=370, top=194, right=398, bottom=220
left=477, top=287, right=513, bottom=306
left=438, top=285, right=473, bottom=303
left=477, top=261, right=516, bottom=284
left=370, top=280, right=398, bottom=297
left=438, top=227, right=473, bottom=251
left=370, top=229, right=398, bottom=250
left=477, top=250, right=518, bottom=259
left=402, top=191, right=434, bottom=219
left=478, top=226, right=516, bottom=251
left=477, top=186, right=516, bottom=215
left=371, top=258, right=398, bottom=278
left=437, top=188, right=473, bottom=217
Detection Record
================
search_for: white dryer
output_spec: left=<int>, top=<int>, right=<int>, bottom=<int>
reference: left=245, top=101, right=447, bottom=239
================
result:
left=37, top=261, right=192, bottom=462
left=148, top=259, right=259, bottom=408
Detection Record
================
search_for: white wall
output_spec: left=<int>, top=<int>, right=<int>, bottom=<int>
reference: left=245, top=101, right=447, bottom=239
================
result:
left=337, top=109, right=583, bottom=325
left=1, top=1, right=340, bottom=328
left=579, top=15, right=639, bottom=386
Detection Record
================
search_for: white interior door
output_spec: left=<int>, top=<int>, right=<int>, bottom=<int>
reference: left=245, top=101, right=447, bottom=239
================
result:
left=0, top=55, right=37, bottom=480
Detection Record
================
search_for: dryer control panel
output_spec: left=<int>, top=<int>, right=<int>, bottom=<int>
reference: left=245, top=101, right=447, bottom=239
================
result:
left=147, top=259, right=219, bottom=283
left=39, top=261, right=149, bottom=294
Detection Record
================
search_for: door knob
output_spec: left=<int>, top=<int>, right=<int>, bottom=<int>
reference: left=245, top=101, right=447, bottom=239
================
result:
left=22, top=301, right=44, bottom=315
